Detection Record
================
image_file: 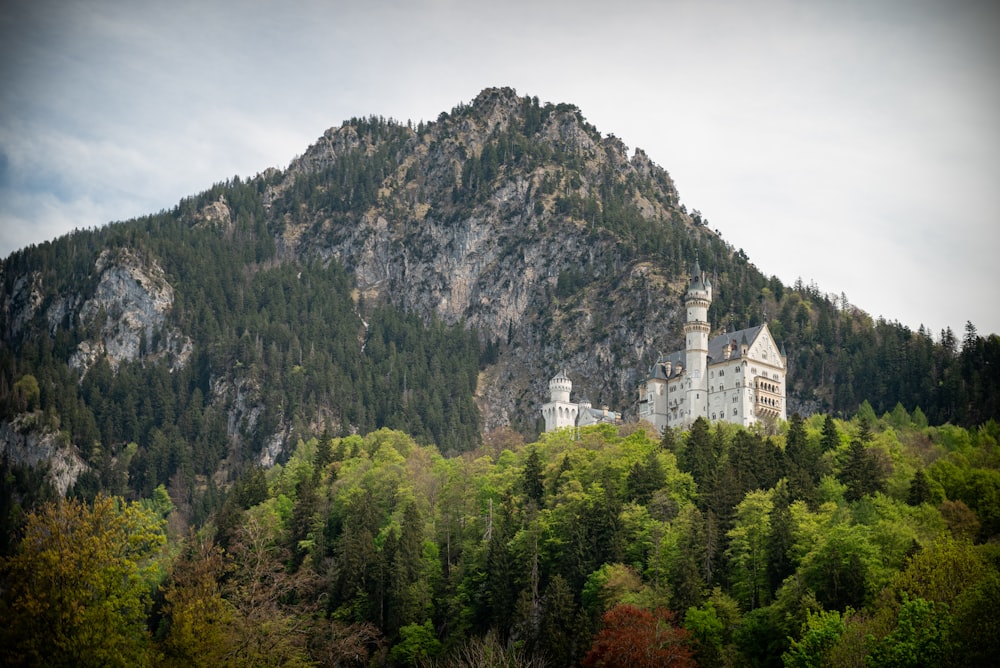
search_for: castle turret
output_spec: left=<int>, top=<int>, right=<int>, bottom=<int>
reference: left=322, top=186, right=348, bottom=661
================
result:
left=684, top=260, right=712, bottom=421
left=683, top=261, right=711, bottom=422
left=542, top=371, right=577, bottom=432
left=549, top=371, right=572, bottom=403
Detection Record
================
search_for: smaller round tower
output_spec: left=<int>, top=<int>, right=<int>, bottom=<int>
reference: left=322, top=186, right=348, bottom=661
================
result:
left=549, top=371, right=572, bottom=403
left=542, top=371, right=577, bottom=432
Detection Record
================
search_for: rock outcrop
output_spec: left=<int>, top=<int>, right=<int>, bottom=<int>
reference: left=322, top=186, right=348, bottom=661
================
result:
left=0, top=413, right=88, bottom=496
left=68, top=248, right=191, bottom=374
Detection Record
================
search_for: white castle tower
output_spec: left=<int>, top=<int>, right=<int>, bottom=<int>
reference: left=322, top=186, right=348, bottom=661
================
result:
left=683, top=260, right=712, bottom=422
left=540, top=371, right=620, bottom=432
left=541, top=371, right=577, bottom=431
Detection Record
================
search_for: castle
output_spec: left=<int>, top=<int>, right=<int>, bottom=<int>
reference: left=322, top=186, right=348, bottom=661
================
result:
left=638, top=261, right=786, bottom=430
left=541, top=262, right=786, bottom=433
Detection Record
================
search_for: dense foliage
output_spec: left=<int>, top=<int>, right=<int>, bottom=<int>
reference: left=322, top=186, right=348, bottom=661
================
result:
left=4, top=412, right=999, bottom=666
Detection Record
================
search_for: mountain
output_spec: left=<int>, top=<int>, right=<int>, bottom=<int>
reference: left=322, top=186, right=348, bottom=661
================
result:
left=269, top=88, right=700, bottom=427
left=1, top=87, right=997, bottom=502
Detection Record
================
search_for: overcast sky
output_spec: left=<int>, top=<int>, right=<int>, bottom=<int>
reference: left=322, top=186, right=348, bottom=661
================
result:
left=2, top=0, right=998, bottom=337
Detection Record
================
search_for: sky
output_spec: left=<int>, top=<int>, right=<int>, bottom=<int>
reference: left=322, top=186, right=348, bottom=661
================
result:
left=2, top=0, right=998, bottom=338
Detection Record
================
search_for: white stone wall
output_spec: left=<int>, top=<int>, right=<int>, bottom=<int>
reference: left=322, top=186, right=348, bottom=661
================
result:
left=541, top=400, right=578, bottom=432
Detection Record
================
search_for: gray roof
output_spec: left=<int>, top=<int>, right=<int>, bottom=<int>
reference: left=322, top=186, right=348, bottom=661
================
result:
left=647, top=325, right=768, bottom=380
left=646, top=350, right=685, bottom=381
left=689, top=262, right=711, bottom=292
left=708, top=325, right=764, bottom=363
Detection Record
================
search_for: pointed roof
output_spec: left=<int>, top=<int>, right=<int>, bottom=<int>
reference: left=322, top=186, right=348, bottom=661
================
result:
left=708, top=325, right=761, bottom=362
left=688, top=258, right=712, bottom=292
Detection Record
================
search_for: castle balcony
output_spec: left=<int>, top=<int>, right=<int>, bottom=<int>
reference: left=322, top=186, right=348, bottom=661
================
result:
left=753, top=376, right=782, bottom=417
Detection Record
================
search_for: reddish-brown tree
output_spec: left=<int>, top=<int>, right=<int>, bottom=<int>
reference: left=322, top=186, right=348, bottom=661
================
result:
left=583, top=604, right=697, bottom=668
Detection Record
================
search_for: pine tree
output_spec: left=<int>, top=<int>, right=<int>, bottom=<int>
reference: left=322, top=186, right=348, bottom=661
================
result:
left=907, top=469, right=933, bottom=506
left=521, top=447, right=545, bottom=507
left=627, top=449, right=666, bottom=504
left=821, top=415, right=840, bottom=452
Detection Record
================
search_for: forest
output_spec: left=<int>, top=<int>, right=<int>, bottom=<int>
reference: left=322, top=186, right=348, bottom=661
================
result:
left=3, top=409, right=999, bottom=666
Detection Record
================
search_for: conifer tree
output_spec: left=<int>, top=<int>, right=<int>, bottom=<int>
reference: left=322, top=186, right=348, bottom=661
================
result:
left=521, top=447, right=545, bottom=507
left=907, top=469, right=933, bottom=506
left=821, top=415, right=840, bottom=452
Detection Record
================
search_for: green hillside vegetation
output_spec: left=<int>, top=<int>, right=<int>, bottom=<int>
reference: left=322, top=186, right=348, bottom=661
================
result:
left=1, top=167, right=997, bottom=508
left=1, top=180, right=481, bottom=508
left=4, top=413, right=999, bottom=666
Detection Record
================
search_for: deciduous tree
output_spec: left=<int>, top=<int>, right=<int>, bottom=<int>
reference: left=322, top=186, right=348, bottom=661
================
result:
left=0, top=494, right=165, bottom=667
left=582, top=604, right=695, bottom=668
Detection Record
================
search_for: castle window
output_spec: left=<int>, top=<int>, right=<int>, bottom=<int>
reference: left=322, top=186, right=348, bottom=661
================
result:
left=733, top=408, right=738, bottom=416
left=719, top=370, right=725, bottom=376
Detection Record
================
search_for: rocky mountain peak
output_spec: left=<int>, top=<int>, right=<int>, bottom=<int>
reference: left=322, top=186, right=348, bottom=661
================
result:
left=255, top=88, right=707, bottom=431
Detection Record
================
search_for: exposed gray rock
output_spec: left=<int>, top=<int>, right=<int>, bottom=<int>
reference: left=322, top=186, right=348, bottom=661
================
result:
left=3, top=271, right=45, bottom=337
left=69, top=248, right=190, bottom=373
left=194, top=195, right=234, bottom=234
left=0, top=414, right=88, bottom=496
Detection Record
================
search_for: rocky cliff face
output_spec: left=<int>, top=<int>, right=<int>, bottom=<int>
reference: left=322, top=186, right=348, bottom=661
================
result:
left=268, top=87, right=709, bottom=430
left=67, top=248, right=191, bottom=374
left=2, top=246, right=191, bottom=375
left=0, top=414, right=87, bottom=496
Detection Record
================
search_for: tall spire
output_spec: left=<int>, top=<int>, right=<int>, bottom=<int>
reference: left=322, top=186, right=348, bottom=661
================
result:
left=689, top=254, right=711, bottom=292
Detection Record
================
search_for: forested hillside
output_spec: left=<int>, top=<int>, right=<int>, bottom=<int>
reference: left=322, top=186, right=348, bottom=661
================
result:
left=4, top=414, right=999, bottom=665
left=2, top=89, right=997, bottom=513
